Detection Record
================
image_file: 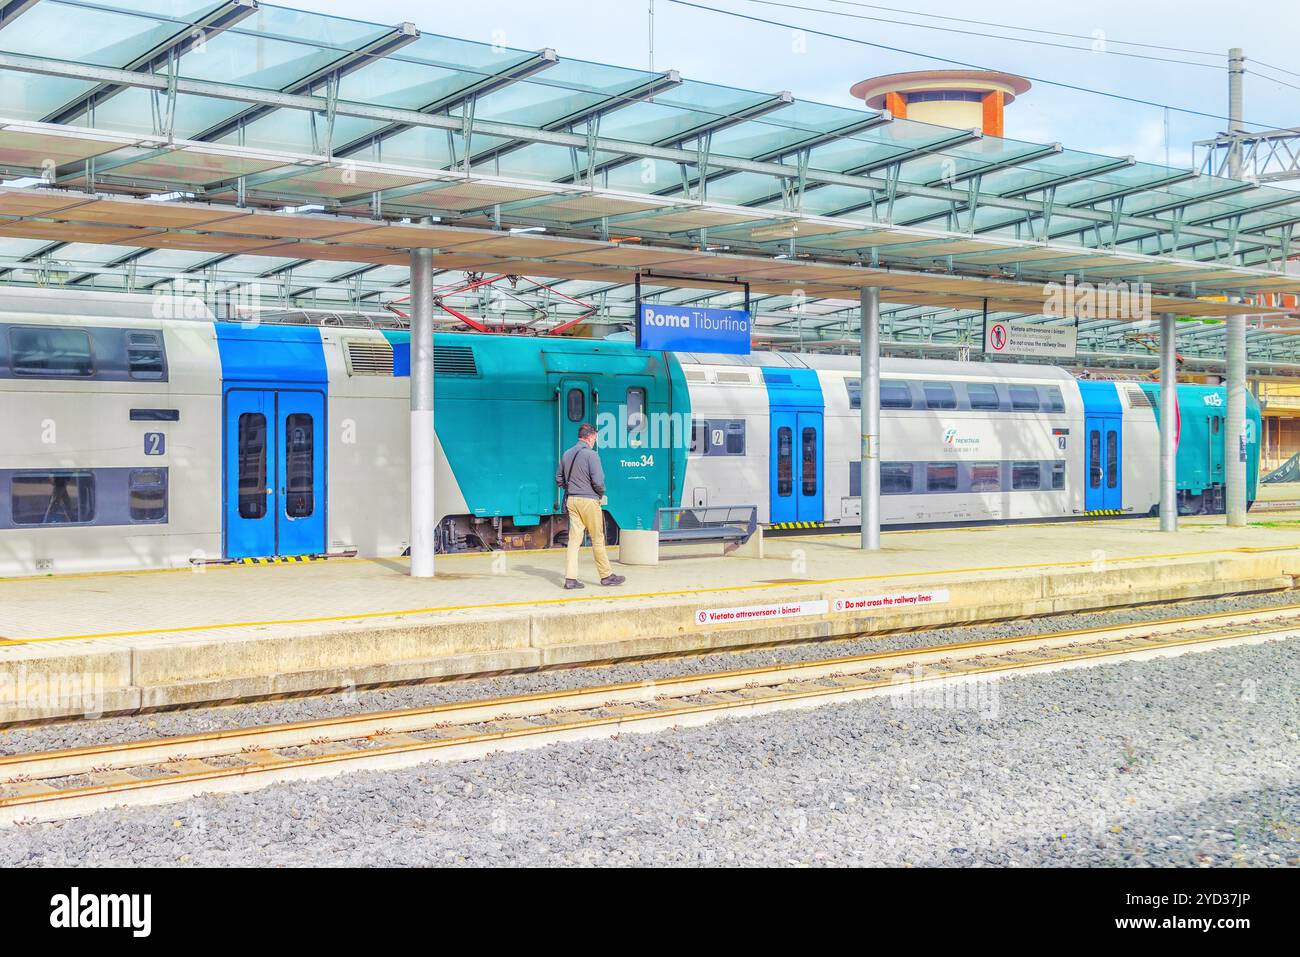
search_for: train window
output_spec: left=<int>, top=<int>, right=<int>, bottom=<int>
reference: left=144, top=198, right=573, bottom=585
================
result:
left=1051, top=462, right=1066, bottom=490
left=1009, top=386, right=1040, bottom=411
left=923, top=382, right=957, bottom=410
left=626, top=388, right=647, bottom=444
left=967, top=383, right=1000, bottom=411
left=1106, top=431, right=1118, bottom=489
left=1089, top=430, right=1102, bottom=489
left=11, top=471, right=96, bottom=525
left=926, top=463, right=958, bottom=492
left=1012, top=463, right=1041, bottom=490
left=725, top=421, right=746, bottom=455
left=881, top=463, right=914, bottom=494
left=566, top=388, right=585, bottom=422
left=776, top=427, right=793, bottom=497
left=801, top=428, right=818, bottom=496
left=1041, top=386, right=1065, bottom=413
left=690, top=419, right=706, bottom=454
left=126, top=332, right=165, bottom=380
left=845, top=379, right=912, bottom=410
left=237, top=413, right=268, bottom=520
left=10, top=326, right=94, bottom=377
left=970, top=462, right=1001, bottom=492
left=881, top=381, right=913, bottom=409
left=285, top=413, right=315, bottom=519
left=1211, top=417, right=1221, bottom=434
left=128, top=469, right=168, bottom=522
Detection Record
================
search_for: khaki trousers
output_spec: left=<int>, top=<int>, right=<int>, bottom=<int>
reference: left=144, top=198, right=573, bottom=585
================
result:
left=565, top=496, right=612, bottom=581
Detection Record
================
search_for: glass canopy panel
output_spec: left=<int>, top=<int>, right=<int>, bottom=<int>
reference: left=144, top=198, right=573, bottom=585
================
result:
left=82, top=89, right=242, bottom=141
left=131, top=248, right=218, bottom=271
left=178, top=5, right=394, bottom=90
left=344, top=126, right=457, bottom=169
left=474, top=142, right=576, bottom=182
left=470, top=59, right=658, bottom=127
left=787, top=184, right=874, bottom=219
left=0, top=237, right=65, bottom=259
left=805, top=120, right=967, bottom=175
left=0, top=1, right=187, bottom=67
left=0, top=70, right=97, bottom=122
left=978, top=151, right=1123, bottom=196
left=44, top=242, right=137, bottom=267
left=705, top=101, right=878, bottom=161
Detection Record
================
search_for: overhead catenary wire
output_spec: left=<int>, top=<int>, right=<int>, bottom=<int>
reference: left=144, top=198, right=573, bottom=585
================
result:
left=783, top=0, right=1300, bottom=86
left=667, top=0, right=1297, bottom=130
left=733, top=0, right=1228, bottom=71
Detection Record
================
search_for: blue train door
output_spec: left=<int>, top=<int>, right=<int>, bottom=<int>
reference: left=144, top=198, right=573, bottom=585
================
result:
left=797, top=411, right=823, bottom=523
left=770, top=411, right=797, bottom=524
left=225, top=389, right=326, bottom=558
left=762, top=368, right=825, bottom=527
left=768, top=409, right=823, bottom=524
left=1084, top=414, right=1122, bottom=512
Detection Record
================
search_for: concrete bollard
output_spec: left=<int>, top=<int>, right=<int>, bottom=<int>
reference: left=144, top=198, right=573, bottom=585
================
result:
left=618, top=528, right=660, bottom=566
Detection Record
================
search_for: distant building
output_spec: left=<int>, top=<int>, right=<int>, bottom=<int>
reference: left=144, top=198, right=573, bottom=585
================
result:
left=849, top=69, right=1031, bottom=137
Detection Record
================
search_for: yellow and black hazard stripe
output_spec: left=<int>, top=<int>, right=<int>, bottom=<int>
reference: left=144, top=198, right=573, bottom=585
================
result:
left=236, top=554, right=328, bottom=565
left=769, top=521, right=826, bottom=530
left=1082, top=509, right=1125, bottom=517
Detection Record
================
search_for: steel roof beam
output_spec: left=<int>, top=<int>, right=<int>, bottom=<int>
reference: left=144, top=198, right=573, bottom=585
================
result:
left=466, top=70, right=683, bottom=172
left=331, top=48, right=560, bottom=160
left=922, top=142, right=1062, bottom=188
left=1062, top=169, right=1200, bottom=209
left=561, top=90, right=796, bottom=186
left=41, top=0, right=260, bottom=126
left=993, top=155, right=1137, bottom=200
left=728, top=126, right=984, bottom=215
left=0, top=0, right=40, bottom=27
left=0, top=49, right=1290, bottom=260
left=189, top=20, right=421, bottom=144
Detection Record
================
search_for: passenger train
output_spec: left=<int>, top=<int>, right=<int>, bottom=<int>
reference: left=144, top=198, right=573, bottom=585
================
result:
left=0, top=289, right=1261, bottom=577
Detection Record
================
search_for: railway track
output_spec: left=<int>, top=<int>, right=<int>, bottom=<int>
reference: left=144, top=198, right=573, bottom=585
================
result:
left=2, top=604, right=1298, bottom=826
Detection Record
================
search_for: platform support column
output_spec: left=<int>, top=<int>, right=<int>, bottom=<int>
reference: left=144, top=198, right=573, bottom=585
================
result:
left=860, top=286, right=881, bottom=550
left=409, top=246, right=436, bottom=577
left=1225, top=312, right=1248, bottom=526
left=1159, top=311, right=1178, bottom=532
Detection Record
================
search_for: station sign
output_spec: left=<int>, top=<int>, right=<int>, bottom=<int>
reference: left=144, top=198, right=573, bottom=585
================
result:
left=984, top=319, right=1076, bottom=359
left=637, top=303, right=752, bottom=355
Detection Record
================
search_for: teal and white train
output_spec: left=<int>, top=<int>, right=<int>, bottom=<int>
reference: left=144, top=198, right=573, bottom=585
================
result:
left=0, top=289, right=1260, bottom=576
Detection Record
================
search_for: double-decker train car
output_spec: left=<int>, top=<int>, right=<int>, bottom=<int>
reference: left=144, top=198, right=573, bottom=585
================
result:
left=0, top=289, right=1260, bottom=577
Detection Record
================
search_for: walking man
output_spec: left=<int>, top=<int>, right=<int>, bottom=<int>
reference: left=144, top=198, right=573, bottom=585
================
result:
left=556, top=423, right=626, bottom=590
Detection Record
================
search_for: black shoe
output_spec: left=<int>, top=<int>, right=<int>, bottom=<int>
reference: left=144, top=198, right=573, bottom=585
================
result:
left=564, top=578, right=585, bottom=590
left=600, top=574, right=626, bottom=587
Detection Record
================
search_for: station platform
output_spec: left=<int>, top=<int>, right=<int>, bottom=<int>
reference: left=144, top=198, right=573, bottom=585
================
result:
left=3, top=516, right=1300, bottom=723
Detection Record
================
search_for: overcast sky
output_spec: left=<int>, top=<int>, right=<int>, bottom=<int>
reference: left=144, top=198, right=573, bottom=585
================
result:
left=284, top=0, right=1299, bottom=172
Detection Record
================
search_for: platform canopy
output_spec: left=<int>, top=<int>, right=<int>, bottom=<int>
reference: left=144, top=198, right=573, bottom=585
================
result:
left=0, top=0, right=1297, bottom=365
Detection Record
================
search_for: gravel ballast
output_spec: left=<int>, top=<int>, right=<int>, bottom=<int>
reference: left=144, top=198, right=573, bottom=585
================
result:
left=2, top=632, right=1297, bottom=867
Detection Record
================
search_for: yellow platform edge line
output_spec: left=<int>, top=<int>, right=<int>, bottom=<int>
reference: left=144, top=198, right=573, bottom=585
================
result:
left=5, top=542, right=1299, bottom=648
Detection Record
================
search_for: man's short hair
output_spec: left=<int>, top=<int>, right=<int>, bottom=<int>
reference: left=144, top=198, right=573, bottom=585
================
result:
left=578, top=423, right=597, bottom=439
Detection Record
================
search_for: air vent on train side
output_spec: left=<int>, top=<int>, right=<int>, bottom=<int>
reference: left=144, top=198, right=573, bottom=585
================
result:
left=683, top=369, right=708, bottom=382
left=434, top=344, right=479, bottom=376
left=1125, top=386, right=1154, bottom=408
left=344, top=339, right=395, bottom=376
left=715, top=371, right=754, bottom=384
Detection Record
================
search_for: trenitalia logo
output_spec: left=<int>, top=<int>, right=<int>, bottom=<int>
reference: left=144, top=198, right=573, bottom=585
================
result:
left=50, top=888, right=152, bottom=938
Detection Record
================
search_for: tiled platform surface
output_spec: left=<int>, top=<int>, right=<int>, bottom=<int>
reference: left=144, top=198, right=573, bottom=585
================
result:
left=3, top=515, right=1299, bottom=722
